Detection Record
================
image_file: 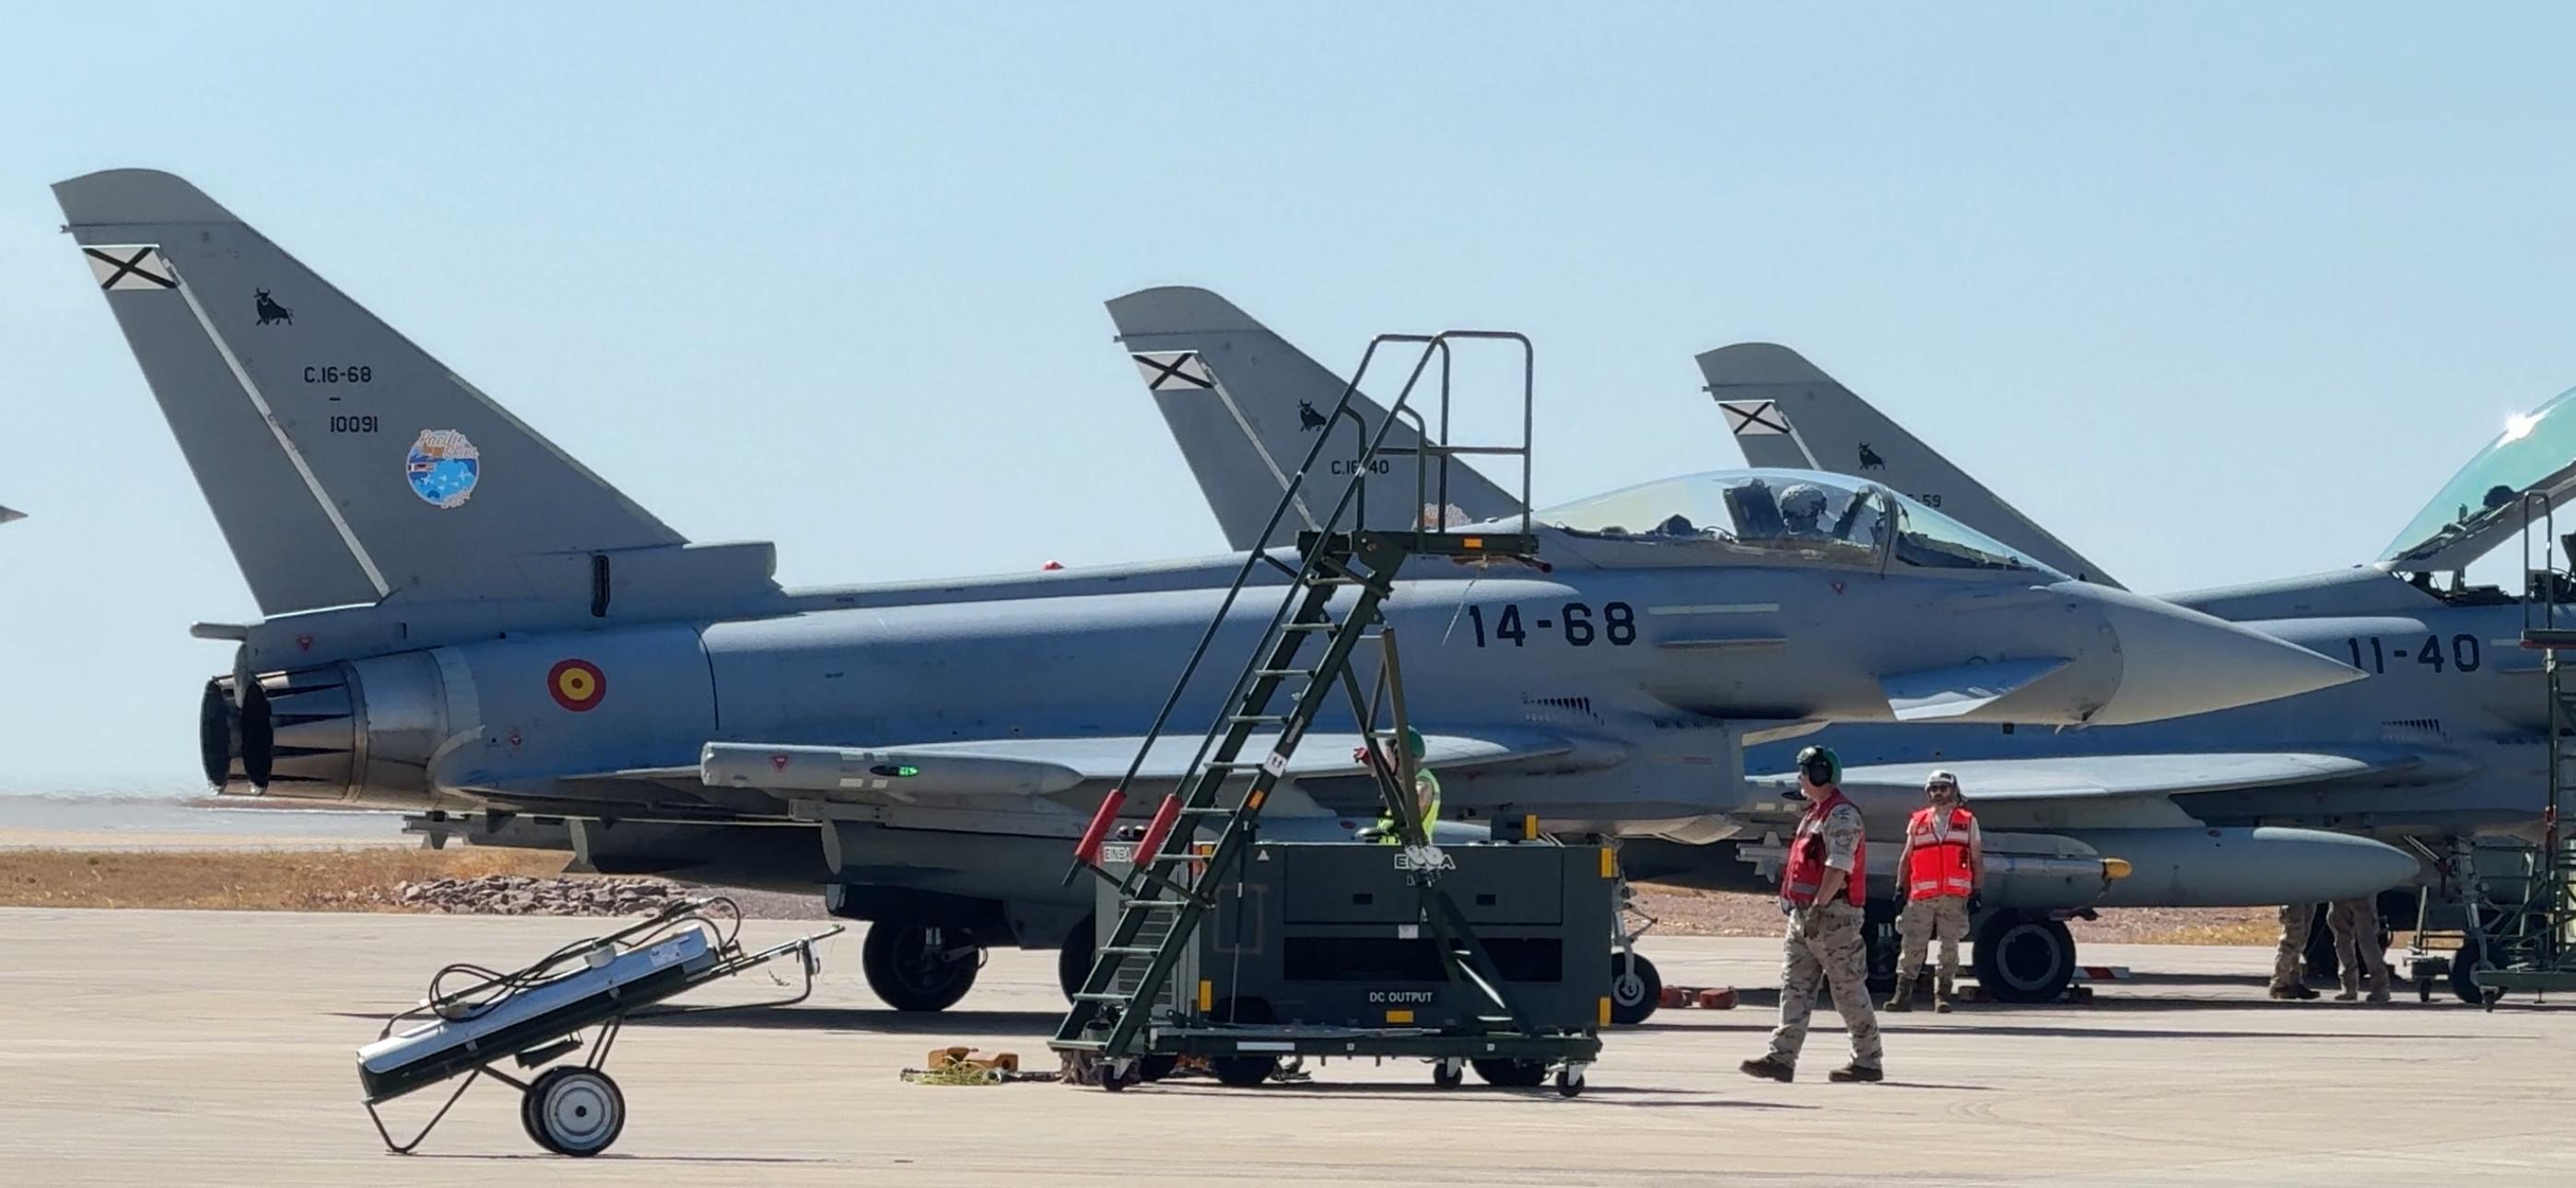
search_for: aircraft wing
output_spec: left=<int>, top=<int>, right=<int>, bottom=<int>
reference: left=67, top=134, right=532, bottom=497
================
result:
left=697, top=730, right=1576, bottom=799
left=1828, top=751, right=2409, bottom=800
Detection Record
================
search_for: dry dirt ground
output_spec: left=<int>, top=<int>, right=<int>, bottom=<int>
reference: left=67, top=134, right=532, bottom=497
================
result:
left=0, top=846, right=2279, bottom=941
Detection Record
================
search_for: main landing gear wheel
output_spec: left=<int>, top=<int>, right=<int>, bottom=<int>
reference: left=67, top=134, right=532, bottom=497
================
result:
left=1610, top=952, right=1662, bottom=1025
left=2450, top=935, right=2488, bottom=1006
left=1973, top=913, right=2076, bottom=1004
left=1058, top=915, right=1096, bottom=1003
left=1470, top=1058, right=1549, bottom=1089
left=521, top=1066, right=625, bottom=1158
left=861, top=921, right=981, bottom=1012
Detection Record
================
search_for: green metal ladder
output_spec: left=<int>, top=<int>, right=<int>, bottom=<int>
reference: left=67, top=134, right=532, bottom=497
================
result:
left=1049, top=331, right=1538, bottom=1070
left=2471, top=494, right=2576, bottom=1004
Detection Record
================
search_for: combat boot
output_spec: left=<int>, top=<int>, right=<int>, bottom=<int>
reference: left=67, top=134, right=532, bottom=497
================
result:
left=2366, top=987, right=2391, bottom=1004
left=1827, top=1063, right=1884, bottom=1083
left=1933, top=991, right=1953, bottom=1013
left=2268, top=984, right=2319, bottom=1000
left=1738, top=1054, right=1795, bottom=1083
left=2333, top=986, right=2358, bottom=1002
left=1882, top=984, right=1913, bottom=1012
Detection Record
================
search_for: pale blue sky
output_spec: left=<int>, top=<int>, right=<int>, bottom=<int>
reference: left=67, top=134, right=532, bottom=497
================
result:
left=5, top=5, right=2574, bottom=790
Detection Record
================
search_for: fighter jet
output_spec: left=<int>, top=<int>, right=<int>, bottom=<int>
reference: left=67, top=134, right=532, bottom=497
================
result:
left=1700, top=342, right=2576, bottom=999
left=0, top=506, right=24, bottom=526
left=52, top=169, right=2359, bottom=1015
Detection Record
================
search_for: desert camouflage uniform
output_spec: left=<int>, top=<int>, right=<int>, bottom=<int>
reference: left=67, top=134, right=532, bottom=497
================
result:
left=1769, top=800, right=1883, bottom=1070
left=2327, top=896, right=2392, bottom=999
left=2271, top=903, right=2320, bottom=992
left=1896, top=895, right=1972, bottom=999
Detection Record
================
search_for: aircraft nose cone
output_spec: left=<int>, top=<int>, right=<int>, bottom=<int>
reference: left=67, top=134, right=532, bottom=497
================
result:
left=2076, top=585, right=2366, bottom=725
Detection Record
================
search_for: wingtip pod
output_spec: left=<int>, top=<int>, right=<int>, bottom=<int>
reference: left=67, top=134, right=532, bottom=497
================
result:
left=53, top=169, right=240, bottom=227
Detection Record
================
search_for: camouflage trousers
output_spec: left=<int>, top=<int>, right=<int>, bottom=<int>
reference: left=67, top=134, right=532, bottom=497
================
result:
left=1896, top=895, right=1971, bottom=996
left=1769, top=900, right=1883, bottom=1070
left=2327, top=897, right=2391, bottom=996
left=2272, top=903, right=2318, bottom=991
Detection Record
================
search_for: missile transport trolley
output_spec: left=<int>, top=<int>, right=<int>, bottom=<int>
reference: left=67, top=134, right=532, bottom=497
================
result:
left=1051, top=331, right=1608, bottom=1095
left=356, top=898, right=841, bottom=1156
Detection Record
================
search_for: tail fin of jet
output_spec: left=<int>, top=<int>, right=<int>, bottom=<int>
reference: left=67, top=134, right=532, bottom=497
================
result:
left=1697, top=343, right=2122, bottom=588
left=54, top=169, right=705, bottom=618
left=1107, top=286, right=1523, bottom=551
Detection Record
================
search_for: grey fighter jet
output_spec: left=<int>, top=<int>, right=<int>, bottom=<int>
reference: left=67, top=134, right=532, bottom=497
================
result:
left=1703, top=343, right=2576, bottom=998
left=52, top=170, right=2358, bottom=1014
left=0, top=506, right=24, bottom=526
left=1128, top=291, right=2453, bottom=1004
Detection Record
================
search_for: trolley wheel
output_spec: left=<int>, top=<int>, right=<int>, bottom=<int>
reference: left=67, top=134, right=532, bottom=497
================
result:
left=2416, top=976, right=2432, bottom=1004
left=1432, top=1061, right=1464, bottom=1089
left=524, top=1066, right=626, bottom=1158
left=1470, top=1058, right=1548, bottom=1089
left=861, top=920, right=981, bottom=1013
left=1096, top=1061, right=1133, bottom=1092
left=1210, top=1056, right=1278, bottom=1088
left=1555, top=1067, right=1585, bottom=1098
left=520, top=1076, right=559, bottom=1154
left=1610, top=952, right=1662, bottom=1025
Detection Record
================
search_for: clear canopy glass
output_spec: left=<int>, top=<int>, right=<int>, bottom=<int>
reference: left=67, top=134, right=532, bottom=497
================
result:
left=2381, top=385, right=2576, bottom=566
left=1533, top=469, right=2059, bottom=577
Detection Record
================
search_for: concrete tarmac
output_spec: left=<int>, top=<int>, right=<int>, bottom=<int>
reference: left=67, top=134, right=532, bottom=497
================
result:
left=0, top=907, right=2568, bottom=1186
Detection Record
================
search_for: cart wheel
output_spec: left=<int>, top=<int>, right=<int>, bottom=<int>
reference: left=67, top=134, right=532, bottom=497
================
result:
left=1610, top=952, right=1662, bottom=1025
left=1432, top=1061, right=1463, bottom=1089
left=2416, top=977, right=2432, bottom=1004
left=1097, top=1062, right=1132, bottom=1092
left=1210, top=1056, right=1278, bottom=1088
left=526, top=1066, right=625, bottom=1157
left=521, top=1077, right=560, bottom=1154
left=1555, top=1067, right=1585, bottom=1098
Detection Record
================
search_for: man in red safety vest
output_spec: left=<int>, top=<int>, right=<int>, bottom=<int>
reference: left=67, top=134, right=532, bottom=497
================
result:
left=1740, top=745, right=1884, bottom=1084
left=1886, top=769, right=1982, bottom=1013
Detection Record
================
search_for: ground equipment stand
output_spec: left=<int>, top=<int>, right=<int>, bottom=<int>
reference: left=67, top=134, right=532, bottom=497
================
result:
left=357, top=898, right=841, bottom=1156
left=1050, top=332, right=1605, bottom=1094
left=2460, top=495, right=2576, bottom=1006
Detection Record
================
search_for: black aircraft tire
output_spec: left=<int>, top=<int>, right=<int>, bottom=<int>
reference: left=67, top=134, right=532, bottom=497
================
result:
left=2303, top=907, right=2339, bottom=986
left=1058, top=915, right=1096, bottom=1003
left=1470, top=1058, right=1549, bottom=1089
left=2451, top=936, right=2487, bottom=1006
left=1973, top=913, right=2076, bottom=1004
left=861, top=921, right=981, bottom=1013
left=1610, top=953, right=1662, bottom=1025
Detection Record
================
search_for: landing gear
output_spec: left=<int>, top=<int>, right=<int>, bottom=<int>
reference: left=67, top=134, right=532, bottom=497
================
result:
left=1609, top=951, right=1662, bottom=1025
left=2450, top=934, right=2488, bottom=1006
left=1973, top=912, right=2076, bottom=1004
left=1864, top=898, right=1902, bottom=996
left=521, top=1066, right=625, bottom=1158
left=1058, top=914, right=1096, bottom=1003
left=861, top=920, right=981, bottom=1012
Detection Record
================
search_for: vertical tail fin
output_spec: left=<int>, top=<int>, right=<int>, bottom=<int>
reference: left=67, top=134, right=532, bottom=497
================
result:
left=1698, top=343, right=2122, bottom=588
left=1107, top=286, right=1523, bottom=550
left=55, top=169, right=688, bottom=617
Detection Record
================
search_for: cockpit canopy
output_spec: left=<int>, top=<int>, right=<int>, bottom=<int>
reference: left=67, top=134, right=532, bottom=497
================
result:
left=2382, top=385, right=2576, bottom=574
left=1534, top=469, right=2063, bottom=577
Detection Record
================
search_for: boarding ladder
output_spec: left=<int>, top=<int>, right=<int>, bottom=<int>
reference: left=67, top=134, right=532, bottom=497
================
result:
left=1048, top=332, right=1539, bottom=1072
left=2472, top=493, right=2576, bottom=1003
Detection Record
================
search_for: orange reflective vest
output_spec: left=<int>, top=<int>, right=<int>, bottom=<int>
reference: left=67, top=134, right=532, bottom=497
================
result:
left=1781, top=788, right=1866, bottom=907
left=1904, top=806, right=1977, bottom=899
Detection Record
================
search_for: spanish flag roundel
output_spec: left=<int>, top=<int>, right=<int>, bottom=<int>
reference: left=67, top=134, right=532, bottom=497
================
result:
left=548, top=658, right=606, bottom=712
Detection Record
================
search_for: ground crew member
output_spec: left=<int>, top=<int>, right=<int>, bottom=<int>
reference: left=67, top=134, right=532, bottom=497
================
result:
left=1355, top=728, right=1440, bottom=844
left=1887, top=769, right=1980, bottom=1013
left=2270, top=903, right=2322, bottom=999
left=1741, top=745, right=1884, bottom=1084
left=2326, top=896, right=2392, bottom=1003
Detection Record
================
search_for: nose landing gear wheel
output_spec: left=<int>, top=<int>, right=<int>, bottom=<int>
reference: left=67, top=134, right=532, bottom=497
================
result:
left=1609, top=952, right=1662, bottom=1025
left=861, top=921, right=981, bottom=1012
left=1972, top=913, right=2076, bottom=1004
left=522, top=1067, right=625, bottom=1157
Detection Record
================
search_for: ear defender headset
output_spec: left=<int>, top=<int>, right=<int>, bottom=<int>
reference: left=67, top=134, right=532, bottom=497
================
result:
left=1796, top=744, right=1841, bottom=788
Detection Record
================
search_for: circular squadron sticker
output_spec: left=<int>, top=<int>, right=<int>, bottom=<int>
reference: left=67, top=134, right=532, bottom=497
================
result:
left=405, top=429, right=480, bottom=509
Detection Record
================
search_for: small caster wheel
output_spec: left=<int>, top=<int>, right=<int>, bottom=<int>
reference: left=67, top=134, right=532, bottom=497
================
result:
left=1555, top=1067, right=1585, bottom=1098
left=1432, top=1061, right=1463, bottom=1089
left=525, top=1066, right=625, bottom=1157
